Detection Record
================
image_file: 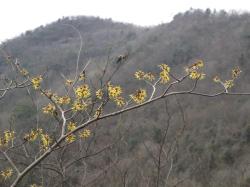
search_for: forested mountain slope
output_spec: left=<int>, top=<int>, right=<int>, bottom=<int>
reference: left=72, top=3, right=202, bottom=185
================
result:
left=1, top=9, right=250, bottom=186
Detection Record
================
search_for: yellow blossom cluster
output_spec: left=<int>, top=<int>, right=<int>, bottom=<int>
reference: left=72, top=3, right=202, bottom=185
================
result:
left=65, top=122, right=77, bottom=143
left=134, top=70, right=145, bottom=80
left=189, top=59, right=204, bottom=69
left=130, top=89, right=147, bottom=104
left=114, top=97, right=125, bottom=107
left=66, top=134, right=76, bottom=143
left=4, top=130, right=14, bottom=142
left=159, top=64, right=171, bottom=72
left=96, top=89, right=103, bottom=100
left=42, top=103, right=56, bottom=115
left=40, top=133, right=52, bottom=150
left=24, top=129, right=42, bottom=142
left=79, top=72, right=85, bottom=81
left=51, top=94, right=60, bottom=103
left=31, top=76, right=43, bottom=89
left=94, top=106, right=103, bottom=118
left=186, top=60, right=205, bottom=80
left=79, top=129, right=91, bottom=138
left=189, top=71, right=205, bottom=80
left=0, top=130, right=15, bottom=147
left=23, top=129, right=51, bottom=150
left=107, top=83, right=122, bottom=98
left=65, top=79, right=73, bottom=86
left=75, top=84, right=91, bottom=99
left=42, top=90, right=53, bottom=98
left=72, top=100, right=88, bottom=111
left=67, top=122, right=77, bottom=132
left=58, top=96, right=71, bottom=105
left=65, top=122, right=91, bottom=143
left=144, top=72, right=155, bottom=81
left=0, top=168, right=13, bottom=180
left=42, top=90, right=71, bottom=105
left=134, top=71, right=155, bottom=81
left=107, top=82, right=125, bottom=107
left=159, top=64, right=171, bottom=83
left=232, top=66, right=241, bottom=79
left=20, top=68, right=29, bottom=76
left=224, top=80, right=234, bottom=89
left=213, top=67, right=241, bottom=89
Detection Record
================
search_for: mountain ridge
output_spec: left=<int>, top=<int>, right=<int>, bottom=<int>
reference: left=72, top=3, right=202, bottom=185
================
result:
left=1, top=9, right=250, bottom=186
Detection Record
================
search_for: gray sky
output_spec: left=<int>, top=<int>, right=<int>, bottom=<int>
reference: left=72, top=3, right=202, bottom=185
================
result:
left=0, top=0, right=250, bottom=42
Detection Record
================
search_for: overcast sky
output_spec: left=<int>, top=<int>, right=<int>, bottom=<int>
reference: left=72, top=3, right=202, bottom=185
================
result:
left=0, top=0, right=250, bottom=42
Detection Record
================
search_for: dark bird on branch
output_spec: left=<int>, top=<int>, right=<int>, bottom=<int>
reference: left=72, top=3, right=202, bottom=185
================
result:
left=115, top=53, right=128, bottom=64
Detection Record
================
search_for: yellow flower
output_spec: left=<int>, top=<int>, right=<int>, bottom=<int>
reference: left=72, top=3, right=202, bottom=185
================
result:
left=67, top=122, right=77, bottom=132
left=224, top=80, right=234, bottom=89
left=130, top=89, right=147, bottom=104
left=31, top=76, right=43, bottom=89
left=158, top=64, right=171, bottom=83
left=75, top=84, right=91, bottom=99
left=189, top=70, right=205, bottom=80
left=144, top=72, right=155, bottom=81
left=189, top=60, right=204, bottom=70
left=96, top=89, right=103, bottom=100
left=135, top=71, right=155, bottom=81
left=4, top=130, right=15, bottom=143
left=158, top=64, right=170, bottom=72
left=114, top=96, right=125, bottom=107
left=186, top=60, right=205, bottom=78
left=42, top=90, right=53, bottom=98
left=79, top=129, right=91, bottom=138
left=134, top=70, right=145, bottom=80
left=0, top=130, right=15, bottom=147
left=42, top=103, right=56, bottom=114
left=107, top=83, right=122, bottom=98
left=72, top=100, right=88, bottom=111
left=0, top=168, right=13, bottom=180
left=189, top=71, right=198, bottom=79
left=65, top=79, right=73, bottom=86
left=79, top=72, right=85, bottom=81
left=51, top=93, right=60, bottom=103
left=160, top=70, right=170, bottom=83
left=40, top=133, right=51, bottom=150
left=194, top=59, right=204, bottom=68
left=0, top=137, right=7, bottom=147
left=20, top=68, right=29, bottom=76
left=94, top=106, right=103, bottom=118
left=58, top=96, right=71, bottom=105
left=232, top=67, right=241, bottom=79
left=24, top=129, right=40, bottom=142
left=66, top=134, right=76, bottom=143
